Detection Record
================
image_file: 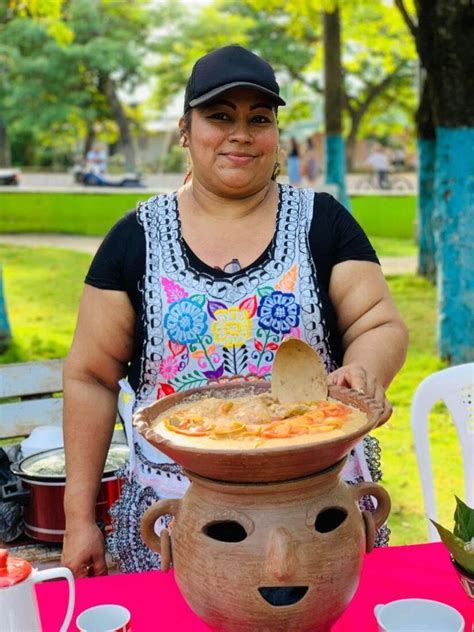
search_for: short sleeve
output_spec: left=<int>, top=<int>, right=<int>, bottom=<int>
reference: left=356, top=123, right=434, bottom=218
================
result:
left=309, top=193, right=379, bottom=291
left=328, top=197, right=379, bottom=266
left=85, top=211, right=145, bottom=294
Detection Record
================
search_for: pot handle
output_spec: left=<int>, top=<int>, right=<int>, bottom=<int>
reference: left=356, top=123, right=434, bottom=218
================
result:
left=32, top=567, right=75, bottom=632
left=9, top=460, right=22, bottom=477
left=352, top=481, right=391, bottom=530
left=140, top=498, right=180, bottom=573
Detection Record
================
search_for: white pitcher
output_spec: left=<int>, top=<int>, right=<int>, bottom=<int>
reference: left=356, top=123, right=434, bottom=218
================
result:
left=0, top=548, right=75, bottom=632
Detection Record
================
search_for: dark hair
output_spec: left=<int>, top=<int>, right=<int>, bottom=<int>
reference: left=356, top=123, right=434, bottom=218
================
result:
left=182, top=110, right=192, bottom=132
left=307, top=138, right=314, bottom=149
left=289, top=138, right=299, bottom=156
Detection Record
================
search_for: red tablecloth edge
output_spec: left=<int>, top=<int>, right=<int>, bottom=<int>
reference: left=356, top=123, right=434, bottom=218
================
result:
left=36, top=542, right=474, bottom=632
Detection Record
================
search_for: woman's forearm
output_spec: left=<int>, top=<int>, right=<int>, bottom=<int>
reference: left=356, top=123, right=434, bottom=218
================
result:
left=63, top=373, right=119, bottom=526
left=342, top=321, right=408, bottom=388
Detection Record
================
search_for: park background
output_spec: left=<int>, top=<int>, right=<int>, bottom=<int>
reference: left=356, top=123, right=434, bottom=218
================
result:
left=0, top=0, right=472, bottom=547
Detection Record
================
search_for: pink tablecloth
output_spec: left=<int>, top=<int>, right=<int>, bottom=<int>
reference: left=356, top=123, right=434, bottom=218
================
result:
left=37, top=543, right=473, bottom=631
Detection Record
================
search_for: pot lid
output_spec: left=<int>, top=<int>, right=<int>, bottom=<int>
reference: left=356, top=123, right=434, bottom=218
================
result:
left=15, top=443, right=129, bottom=480
left=0, top=549, right=32, bottom=588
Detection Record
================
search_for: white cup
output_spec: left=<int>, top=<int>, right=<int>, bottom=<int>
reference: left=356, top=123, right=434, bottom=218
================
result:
left=76, top=604, right=131, bottom=632
left=374, top=598, right=465, bottom=632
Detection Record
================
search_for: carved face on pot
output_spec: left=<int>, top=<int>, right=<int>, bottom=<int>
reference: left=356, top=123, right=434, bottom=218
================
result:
left=142, top=462, right=390, bottom=632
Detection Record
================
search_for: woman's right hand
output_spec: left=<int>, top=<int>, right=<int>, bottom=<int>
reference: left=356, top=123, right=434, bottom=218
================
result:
left=61, top=521, right=108, bottom=578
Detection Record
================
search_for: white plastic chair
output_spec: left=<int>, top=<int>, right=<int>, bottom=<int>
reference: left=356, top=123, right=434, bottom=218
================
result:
left=410, top=363, right=474, bottom=541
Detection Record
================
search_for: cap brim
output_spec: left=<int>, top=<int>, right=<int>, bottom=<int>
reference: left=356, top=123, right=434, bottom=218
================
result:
left=188, top=81, right=286, bottom=108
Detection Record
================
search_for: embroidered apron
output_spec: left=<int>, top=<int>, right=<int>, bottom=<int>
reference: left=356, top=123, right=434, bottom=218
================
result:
left=107, top=186, right=388, bottom=573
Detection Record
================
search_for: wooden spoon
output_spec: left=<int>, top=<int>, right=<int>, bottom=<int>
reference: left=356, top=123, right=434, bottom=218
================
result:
left=271, top=338, right=328, bottom=403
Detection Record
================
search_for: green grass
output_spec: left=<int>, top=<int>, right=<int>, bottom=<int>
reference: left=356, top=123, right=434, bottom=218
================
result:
left=0, top=245, right=462, bottom=545
left=369, top=236, right=417, bottom=257
left=0, top=245, right=91, bottom=363
left=352, top=195, right=417, bottom=239
left=0, top=191, right=151, bottom=235
left=381, top=275, right=460, bottom=544
left=0, top=191, right=416, bottom=239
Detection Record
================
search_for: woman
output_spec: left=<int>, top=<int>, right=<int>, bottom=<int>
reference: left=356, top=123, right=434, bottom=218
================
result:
left=303, top=137, right=318, bottom=187
left=287, top=137, right=301, bottom=185
left=62, top=45, right=408, bottom=577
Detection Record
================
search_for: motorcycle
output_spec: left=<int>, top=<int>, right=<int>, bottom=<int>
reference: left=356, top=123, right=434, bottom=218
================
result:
left=0, top=169, right=20, bottom=185
left=72, top=165, right=145, bottom=188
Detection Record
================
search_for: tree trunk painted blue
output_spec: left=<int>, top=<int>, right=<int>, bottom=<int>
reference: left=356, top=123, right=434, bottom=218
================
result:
left=417, top=138, right=436, bottom=281
left=0, top=265, right=12, bottom=352
left=325, top=134, right=350, bottom=210
left=434, top=127, right=474, bottom=363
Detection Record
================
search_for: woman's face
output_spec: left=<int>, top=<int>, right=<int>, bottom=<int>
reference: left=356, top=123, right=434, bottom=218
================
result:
left=181, top=87, right=279, bottom=198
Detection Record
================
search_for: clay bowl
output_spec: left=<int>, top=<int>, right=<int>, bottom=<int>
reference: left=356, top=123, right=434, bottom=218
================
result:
left=133, top=381, right=386, bottom=483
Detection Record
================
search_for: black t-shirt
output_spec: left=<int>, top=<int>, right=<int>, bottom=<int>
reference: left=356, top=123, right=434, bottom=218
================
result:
left=85, top=191, right=379, bottom=390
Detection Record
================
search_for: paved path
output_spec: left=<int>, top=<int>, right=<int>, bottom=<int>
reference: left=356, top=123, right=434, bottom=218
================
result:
left=0, top=233, right=417, bottom=275
left=4, top=171, right=417, bottom=193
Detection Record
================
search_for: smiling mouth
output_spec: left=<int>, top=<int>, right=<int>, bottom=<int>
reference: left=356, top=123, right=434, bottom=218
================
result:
left=221, top=153, right=257, bottom=163
left=258, top=586, right=309, bottom=607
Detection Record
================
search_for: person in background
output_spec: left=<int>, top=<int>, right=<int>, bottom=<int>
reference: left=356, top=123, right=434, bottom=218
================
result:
left=86, top=143, right=108, bottom=175
left=391, top=147, right=406, bottom=171
left=302, top=137, right=318, bottom=187
left=287, top=137, right=301, bottom=186
left=367, top=144, right=390, bottom=189
left=61, top=45, right=408, bottom=578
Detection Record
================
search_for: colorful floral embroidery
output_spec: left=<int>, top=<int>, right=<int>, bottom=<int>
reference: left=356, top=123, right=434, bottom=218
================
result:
left=159, top=356, right=180, bottom=380
left=138, top=187, right=337, bottom=409
left=158, top=280, right=303, bottom=394
left=257, top=291, right=301, bottom=335
left=164, top=298, right=207, bottom=344
left=275, top=264, right=297, bottom=292
left=190, top=344, right=221, bottom=369
left=211, top=306, right=252, bottom=347
left=161, top=277, right=188, bottom=303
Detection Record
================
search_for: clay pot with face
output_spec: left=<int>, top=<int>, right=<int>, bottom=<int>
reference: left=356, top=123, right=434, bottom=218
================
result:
left=141, top=459, right=390, bottom=632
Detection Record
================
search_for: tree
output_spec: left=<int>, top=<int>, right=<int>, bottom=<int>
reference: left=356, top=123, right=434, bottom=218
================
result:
left=415, top=72, right=436, bottom=282
left=396, top=0, right=474, bottom=363
left=151, top=0, right=415, bottom=187
left=65, top=0, right=152, bottom=171
left=0, top=0, right=71, bottom=166
left=0, top=0, right=69, bottom=352
left=323, top=5, right=349, bottom=206
left=0, top=266, right=11, bottom=352
left=1, top=0, right=152, bottom=170
left=341, top=2, right=416, bottom=169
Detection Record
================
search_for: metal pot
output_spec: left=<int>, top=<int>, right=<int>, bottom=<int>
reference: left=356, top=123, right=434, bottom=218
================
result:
left=9, top=444, right=128, bottom=543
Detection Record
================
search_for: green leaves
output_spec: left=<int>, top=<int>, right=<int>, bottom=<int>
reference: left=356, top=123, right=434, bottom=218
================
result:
left=453, top=496, right=474, bottom=542
left=430, top=497, right=474, bottom=575
left=2, top=0, right=153, bottom=163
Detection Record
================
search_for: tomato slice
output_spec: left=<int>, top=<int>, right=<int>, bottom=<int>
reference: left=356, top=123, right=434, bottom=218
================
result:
left=319, top=402, right=350, bottom=417
left=212, top=422, right=246, bottom=436
left=164, top=418, right=210, bottom=437
left=261, top=421, right=292, bottom=438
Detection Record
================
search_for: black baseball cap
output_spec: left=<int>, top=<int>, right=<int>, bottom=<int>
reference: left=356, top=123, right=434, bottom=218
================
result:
left=184, top=45, right=286, bottom=112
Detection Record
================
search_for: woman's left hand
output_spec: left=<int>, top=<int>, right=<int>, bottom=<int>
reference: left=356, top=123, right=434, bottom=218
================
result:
left=327, top=364, right=392, bottom=425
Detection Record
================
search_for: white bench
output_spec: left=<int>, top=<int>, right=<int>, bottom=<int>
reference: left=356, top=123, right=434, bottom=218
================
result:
left=0, top=358, right=125, bottom=447
left=0, top=359, right=124, bottom=567
left=0, top=359, right=64, bottom=444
